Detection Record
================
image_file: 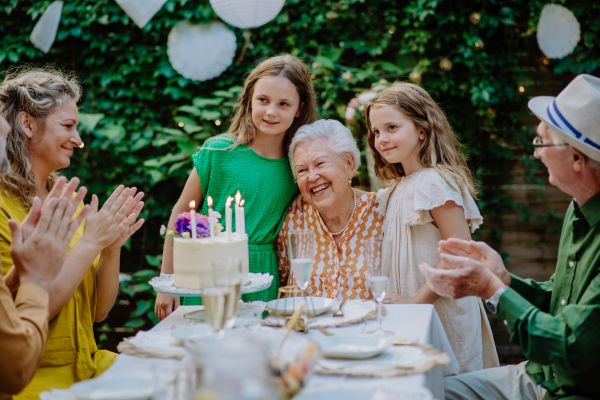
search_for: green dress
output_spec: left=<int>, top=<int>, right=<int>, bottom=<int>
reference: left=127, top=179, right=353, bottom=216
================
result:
left=182, top=136, right=298, bottom=304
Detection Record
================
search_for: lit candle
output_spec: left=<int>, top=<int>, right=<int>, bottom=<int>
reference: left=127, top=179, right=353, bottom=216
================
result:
left=225, top=196, right=233, bottom=240
left=189, top=200, right=197, bottom=240
left=239, top=199, right=246, bottom=237
left=207, top=196, right=215, bottom=241
left=235, top=191, right=242, bottom=237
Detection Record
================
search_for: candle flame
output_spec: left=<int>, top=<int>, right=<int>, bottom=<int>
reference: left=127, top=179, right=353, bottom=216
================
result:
left=189, top=200, right=196, bottom=209
left=235, top=190, right=241, bottom=205
left=226, top=196, right=233, bottom=207
left=240, top=199, right=245, bottom=207
left=207, top=196, right=213, bottom=208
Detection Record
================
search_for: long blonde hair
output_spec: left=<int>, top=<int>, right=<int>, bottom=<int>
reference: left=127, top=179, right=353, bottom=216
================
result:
left=224, top=54, right=317, bottom=152
left=0, top=67, right=81, bottom=209
left=365, top=83, right=477, bottom=198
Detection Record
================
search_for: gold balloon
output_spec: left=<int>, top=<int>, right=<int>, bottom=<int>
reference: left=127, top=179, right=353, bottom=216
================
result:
left=409, top=71, right=422, bottom=84
left=439, top=58, right=452, bottom=71
left=469, top=12, right=481, bottom=25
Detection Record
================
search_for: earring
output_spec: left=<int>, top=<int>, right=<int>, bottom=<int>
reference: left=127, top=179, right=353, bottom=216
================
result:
left=349, top=179, right=352, bottom=185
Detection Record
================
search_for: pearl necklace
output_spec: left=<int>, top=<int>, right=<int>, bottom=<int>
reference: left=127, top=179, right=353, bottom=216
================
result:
left=321, top=189, right=356, bottom=236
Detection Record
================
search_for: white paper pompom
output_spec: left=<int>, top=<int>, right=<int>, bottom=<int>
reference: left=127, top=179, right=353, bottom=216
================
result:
left=537, top=4, right=580, bottom=59
left=167, top=21, right=237, bottom=82
left=30, top=1, right=63, bottom=54
left=209, top=0, right=285, bottom=29
left=115, top=0, right=167, bottom=29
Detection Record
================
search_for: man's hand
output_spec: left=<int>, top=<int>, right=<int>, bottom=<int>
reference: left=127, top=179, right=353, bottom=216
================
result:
left=154, top=293, right=180, bottom=320
left=418, top=253, right=506, bottom=300
left=10, top=193, right=90, bottom=292
left=438, top=239, right=511, bottom=286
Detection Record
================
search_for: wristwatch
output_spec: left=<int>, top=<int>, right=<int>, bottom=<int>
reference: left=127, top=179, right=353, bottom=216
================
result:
left=485, top=286, right=508, bottom=314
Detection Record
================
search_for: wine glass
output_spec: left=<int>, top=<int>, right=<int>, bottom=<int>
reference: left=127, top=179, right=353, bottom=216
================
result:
left=200, top=265, right=229, bottom=337
left=365, top=238, right=393, bottom=337
left=217, top=258, right=243, bottom=329
left=288, top=230, right=316, bottom=315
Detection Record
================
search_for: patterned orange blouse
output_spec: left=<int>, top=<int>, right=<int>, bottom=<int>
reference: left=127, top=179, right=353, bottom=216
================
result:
left=276, top=192, right=384, bottom=301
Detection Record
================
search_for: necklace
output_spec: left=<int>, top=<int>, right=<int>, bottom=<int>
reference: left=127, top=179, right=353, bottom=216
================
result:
left=320, top=189, right=356, bottom=236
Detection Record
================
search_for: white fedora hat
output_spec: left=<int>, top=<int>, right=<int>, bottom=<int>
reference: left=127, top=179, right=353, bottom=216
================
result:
left=528, top=74, right=600, bottom=163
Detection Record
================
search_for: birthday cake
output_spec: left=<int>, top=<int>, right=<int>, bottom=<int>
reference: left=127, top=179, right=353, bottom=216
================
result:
left=173, top=234, right=250, bottom=290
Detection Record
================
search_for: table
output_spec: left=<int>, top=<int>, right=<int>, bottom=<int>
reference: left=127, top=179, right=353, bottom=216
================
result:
left=101, top=304, right=459, bottom=400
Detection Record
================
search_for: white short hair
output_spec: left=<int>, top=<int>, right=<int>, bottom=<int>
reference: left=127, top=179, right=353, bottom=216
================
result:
left=288, top=119, right=361, bottom=177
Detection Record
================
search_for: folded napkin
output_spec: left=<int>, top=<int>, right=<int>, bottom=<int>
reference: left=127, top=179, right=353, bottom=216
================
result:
left=117, top=327, right=186, bottom=359
left=314, top=343, right=450, bottom=378
left=263, top=300, right=382, bottom=330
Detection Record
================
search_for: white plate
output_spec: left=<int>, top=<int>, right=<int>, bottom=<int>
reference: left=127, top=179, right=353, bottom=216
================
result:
left=266, top=297, right=338, bottom=316
left=315, top=335, right=392, bottom=359
left=170, top=325, right=212, bottom=342
left=70, top=377, right=153, bottom=400
left=294, top=389, right=382, bottom=400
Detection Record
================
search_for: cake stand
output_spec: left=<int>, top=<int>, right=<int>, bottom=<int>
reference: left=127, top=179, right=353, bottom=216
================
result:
left=149, top=272, right=274, bottom=297
left=150, top=273, right=274, bottom=322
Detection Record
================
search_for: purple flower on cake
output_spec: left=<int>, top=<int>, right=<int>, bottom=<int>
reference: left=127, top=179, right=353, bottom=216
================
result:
left=174, top=211, right=210, bottom=237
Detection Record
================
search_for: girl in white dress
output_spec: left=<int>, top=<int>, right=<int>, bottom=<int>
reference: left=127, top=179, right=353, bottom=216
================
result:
left=365, top=83, right=499, bottom=374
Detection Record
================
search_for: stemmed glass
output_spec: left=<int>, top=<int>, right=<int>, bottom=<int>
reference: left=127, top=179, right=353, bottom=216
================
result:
left=365, top=238, right=393, bottom=337
left=201, top=259, right=242, bottom=337
left=288, top=230, right=316, bottom=315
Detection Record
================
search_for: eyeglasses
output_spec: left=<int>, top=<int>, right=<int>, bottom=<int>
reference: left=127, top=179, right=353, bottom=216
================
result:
left=532, top=136, right=568, bottom=157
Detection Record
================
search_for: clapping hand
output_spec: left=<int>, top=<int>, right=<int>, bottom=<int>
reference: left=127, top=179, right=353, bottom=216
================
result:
left=19, top=176, right=88, bottom=241
left=10, top=180, right=90, bottom=292
left=437, top=239, right=511, bottom=286
left=81, top=185, right=145, bottom=252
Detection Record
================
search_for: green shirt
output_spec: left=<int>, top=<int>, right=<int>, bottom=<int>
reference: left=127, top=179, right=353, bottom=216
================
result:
left=498, top=191, right=600, bottom=400
left=183, top=135, right=298, bottom=304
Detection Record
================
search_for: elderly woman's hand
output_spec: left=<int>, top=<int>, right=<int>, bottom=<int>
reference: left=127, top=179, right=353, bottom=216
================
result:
left=289, top=193, right=305, bottom=213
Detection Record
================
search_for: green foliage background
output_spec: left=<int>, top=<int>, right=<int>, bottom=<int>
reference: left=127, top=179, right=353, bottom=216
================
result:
left=2, top=0, right=599, bottom=342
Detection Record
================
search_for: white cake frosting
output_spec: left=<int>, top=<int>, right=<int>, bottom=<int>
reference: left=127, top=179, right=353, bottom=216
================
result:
left=173, top=233, right=249, bottom=289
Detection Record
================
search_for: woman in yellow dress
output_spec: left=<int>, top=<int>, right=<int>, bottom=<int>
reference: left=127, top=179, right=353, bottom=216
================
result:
left=0, top=68, right=146, bottom=398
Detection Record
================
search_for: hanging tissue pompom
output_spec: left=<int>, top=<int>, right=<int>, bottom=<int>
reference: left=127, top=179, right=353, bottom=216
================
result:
left=167, top=21, right=237, bottom=82
left=115, top=0, right=167, bottom=29
left=536, top=4, right=580, bottom=59
left=30, top=1, right=63, bottom=53
left=209, top=0, right=285, bottom=29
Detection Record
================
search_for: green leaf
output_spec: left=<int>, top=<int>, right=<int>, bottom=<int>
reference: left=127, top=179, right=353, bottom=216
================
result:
left=134, top=269, right=159, bottom=278
left=145, top=254, right=163, bottom=268
left=193, top=97, right=224, bottom=107
left=131, top=299, right=153, bottom=317
left=97, top=123, right=125, bottom=140
left=78, top=113, right=104, bottom=132
left=177, top=105, right=202, bottom=117
left=124, top=318, right=146, bottom=328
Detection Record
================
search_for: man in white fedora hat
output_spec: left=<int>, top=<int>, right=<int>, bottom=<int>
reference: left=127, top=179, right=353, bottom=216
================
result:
left=418, top=74, right=600, bottom=400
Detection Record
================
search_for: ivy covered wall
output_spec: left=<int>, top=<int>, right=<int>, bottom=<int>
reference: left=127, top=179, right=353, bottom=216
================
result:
left=1, top=0, right=599, bottom=338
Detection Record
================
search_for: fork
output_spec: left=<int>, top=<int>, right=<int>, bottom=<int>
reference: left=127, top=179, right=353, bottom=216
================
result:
left=333, top=299, right=347, bottom=317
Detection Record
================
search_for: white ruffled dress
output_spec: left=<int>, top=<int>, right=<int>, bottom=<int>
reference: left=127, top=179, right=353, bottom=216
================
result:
left=376, top=168, right=499, bottom=374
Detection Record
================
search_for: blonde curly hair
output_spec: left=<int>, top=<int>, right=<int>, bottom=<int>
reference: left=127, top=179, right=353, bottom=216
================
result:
left=0, top=67, right=81, bottom=209
left=365, top=83, right=477, bottom=199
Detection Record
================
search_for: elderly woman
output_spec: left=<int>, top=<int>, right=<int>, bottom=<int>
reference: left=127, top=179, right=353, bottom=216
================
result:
left=276, top=119, right=383, bottom=300
left=0, top=68, right=145, bottom=398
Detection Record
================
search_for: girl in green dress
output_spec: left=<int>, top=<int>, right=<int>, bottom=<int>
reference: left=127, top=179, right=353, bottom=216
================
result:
left=155, top=55, right=317, bottom=319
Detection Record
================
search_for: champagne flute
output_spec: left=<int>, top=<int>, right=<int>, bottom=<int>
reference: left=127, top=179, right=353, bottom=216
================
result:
left=218, top=258, right=243, bottom=328
left=201, top=265, right=229, bottom=337
left=288, top=230, right=316, bottom=315
left=365, top=238, right=393, bottom=337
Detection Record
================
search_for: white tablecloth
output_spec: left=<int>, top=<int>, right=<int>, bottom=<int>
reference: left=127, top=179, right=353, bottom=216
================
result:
left=100, top=304, right=458, bottom=400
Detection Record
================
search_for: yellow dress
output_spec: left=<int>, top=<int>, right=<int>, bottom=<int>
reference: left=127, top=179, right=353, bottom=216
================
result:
left=0, top=192, right=117, bottom=399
